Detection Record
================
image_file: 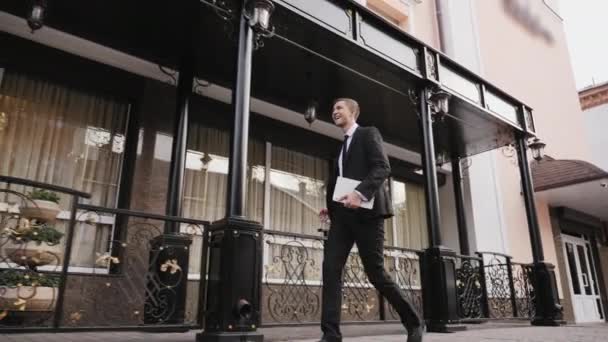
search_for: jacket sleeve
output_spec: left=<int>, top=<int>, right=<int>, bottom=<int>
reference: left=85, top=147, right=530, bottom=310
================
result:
left=355, top=127, right=391, bottom=200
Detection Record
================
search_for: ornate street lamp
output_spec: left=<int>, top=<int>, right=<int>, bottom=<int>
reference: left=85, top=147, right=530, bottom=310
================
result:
left=27, top=0, right=47, bottom=33
left=428, top=89, right=451, bottom=121
left=436, top=150, right=448, bottom=167
left=304, top=100, right=317, bottom=125
left=248, top=0, right=275, bottom=33
left=528, top=137, right=546, bottom=161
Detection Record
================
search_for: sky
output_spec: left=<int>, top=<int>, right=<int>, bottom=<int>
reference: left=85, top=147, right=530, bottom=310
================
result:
left=561, top=0, right=608, bottom=89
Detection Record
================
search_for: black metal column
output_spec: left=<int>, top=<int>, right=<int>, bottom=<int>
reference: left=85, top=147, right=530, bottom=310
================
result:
left=165, top=1, right=198, bottom=229
left=226, top=4, right=254, bottom=219
left=515, top=134, right=563, bottom=326
left=197, top=2, right=264, bottom=341
left=451, top=157, right=470, bottom=255
left=131, top=0, right=198, bottom=328
left=165, top=60, right=194, bottom=228
left=418, top=88, right=463, bottom=332
left=146, top=0, right=197, bottom=326
left=516, top=136, right=543, bottom=263
left=419, top=89, right=442, bottom=247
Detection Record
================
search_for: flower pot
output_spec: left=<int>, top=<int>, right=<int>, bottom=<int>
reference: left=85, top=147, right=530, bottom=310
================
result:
left=20, top=200, right=60, bottom=224
left=0, top=286, right=56, bottom=312
left=4, top=246, right=61, bottom=268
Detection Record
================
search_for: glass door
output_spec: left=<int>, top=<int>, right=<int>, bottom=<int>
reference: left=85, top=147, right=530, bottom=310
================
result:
left=563, top=234, right=604, bottom=323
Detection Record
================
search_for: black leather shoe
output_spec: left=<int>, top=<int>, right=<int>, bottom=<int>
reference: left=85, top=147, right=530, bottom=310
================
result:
left=317, top=336, right=342, bottom=342
left=406, top=324, right=424, bottom=342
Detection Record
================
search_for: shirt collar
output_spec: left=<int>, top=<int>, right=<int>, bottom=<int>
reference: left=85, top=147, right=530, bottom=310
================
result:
left=345, top=123, right=359, bottom=138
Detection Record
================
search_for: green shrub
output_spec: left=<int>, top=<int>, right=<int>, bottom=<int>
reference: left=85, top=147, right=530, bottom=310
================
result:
left=0, top=269, right=60, bottom=287
left=28, top=189, right=61, bottom=204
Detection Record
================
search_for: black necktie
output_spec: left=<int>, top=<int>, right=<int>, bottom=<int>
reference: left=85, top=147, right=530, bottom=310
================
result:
left=341, top=134, right=348, bottom=176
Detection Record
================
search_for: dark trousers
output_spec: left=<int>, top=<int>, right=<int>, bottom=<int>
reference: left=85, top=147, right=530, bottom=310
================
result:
left=321, top=209, right=421, bottom=340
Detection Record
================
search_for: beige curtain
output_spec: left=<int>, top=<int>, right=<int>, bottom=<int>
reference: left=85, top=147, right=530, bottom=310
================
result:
left=0, top=70, right=127, bottom=207
left=388, top=179, right=428, bottom=250
left=0, top=70, right=129, bottom=268
left=268, top=145, right=328, bottom=236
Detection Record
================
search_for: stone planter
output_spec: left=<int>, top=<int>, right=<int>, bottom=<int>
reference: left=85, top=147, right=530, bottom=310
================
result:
left=4, top=246, right=62, bottom=268
left=0, top=286, right=56, bottom=312
left=20, top=200, right=61, bottom=224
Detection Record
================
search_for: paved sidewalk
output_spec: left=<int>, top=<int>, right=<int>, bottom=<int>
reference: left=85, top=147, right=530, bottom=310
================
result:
left=0, top=323, right=606, bottom=342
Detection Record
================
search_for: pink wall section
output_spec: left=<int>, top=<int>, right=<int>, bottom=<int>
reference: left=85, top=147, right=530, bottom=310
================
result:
left=475, top=0, right=590, bottom=160
left=473, top=0, right=592, bottom=297
left=410, top=0, right=441, bottom=49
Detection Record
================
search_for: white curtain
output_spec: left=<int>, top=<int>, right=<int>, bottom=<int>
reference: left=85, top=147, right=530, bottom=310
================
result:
left=388, top=179, right=428, bottom=250
left=0, top=70, right=129, bottom=267
left=268, top=145, right=329, bottom=236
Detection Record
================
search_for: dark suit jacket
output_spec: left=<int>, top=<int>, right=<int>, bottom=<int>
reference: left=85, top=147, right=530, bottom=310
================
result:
left=326, top=126, right=394, bottom=220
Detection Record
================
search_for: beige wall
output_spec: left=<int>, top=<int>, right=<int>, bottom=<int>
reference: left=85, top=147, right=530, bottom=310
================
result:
left=366, top=2, right=587, bottom=299
left=361, top=0, right=441, bottom=49
left=474, top=0, right=592, bottom=298
left=475, top=0, right=589, bottom=160
left=409, top=0, right=441, bottom=49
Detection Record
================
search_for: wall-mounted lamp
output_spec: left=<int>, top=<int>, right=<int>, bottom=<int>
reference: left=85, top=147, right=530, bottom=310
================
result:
left=428, top=89, right=451, bottom=121
left=528, top=137, right=546, bottom=161
left=27, top=0, right=47, bottom=33
left=249, top=0, right=275, bottom=33
left=304, top=101, right=317, bottom=125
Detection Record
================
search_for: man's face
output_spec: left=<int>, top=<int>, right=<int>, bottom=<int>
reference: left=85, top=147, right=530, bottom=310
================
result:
left=332, top=101, right=355, bottom=128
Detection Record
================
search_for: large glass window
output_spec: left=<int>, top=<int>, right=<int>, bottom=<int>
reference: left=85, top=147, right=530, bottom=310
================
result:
left=268, top=145, right=329, bottom=236
left=181, top=124, right=265, bottom=223
left=0, top=70, right=128, bottom=207
left=0, top=69, right=129, bottom=270
left=387, top=178, right=428, bottom=250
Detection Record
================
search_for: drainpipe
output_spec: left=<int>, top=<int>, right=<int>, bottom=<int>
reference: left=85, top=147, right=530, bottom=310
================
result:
left=435, top=0, right=451, bottom=53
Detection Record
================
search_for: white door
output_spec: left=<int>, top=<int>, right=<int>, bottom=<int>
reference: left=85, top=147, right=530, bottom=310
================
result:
left=562, top=234, right=604, bottom=323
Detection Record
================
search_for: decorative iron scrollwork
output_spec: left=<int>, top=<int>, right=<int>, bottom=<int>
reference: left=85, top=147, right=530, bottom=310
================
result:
left=512, top=263, right=535, bottom=318
left=425, top=51, right=438, bottom=81
left=342, top=254, right=374, bottom=320
left=386, top=249, right=423, bottom=319
left=455, top=257, right=484, bottom=319
left=263, top=235, right=321, bottom=323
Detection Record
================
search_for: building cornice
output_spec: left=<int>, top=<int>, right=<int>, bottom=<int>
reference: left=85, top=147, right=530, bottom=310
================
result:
left=579, top=83, right=608, bottom=110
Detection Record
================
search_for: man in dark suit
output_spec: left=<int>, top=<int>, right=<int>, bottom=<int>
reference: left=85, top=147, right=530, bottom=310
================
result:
left=318, top=98, right=423, bottom=342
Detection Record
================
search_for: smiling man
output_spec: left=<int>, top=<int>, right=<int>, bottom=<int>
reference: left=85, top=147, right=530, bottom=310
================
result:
left=318, top=98, right=423, bottom=342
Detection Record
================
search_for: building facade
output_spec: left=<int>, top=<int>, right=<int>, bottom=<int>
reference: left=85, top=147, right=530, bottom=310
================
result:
left=0, top=0, right=599, bottom=338
left=359, top=0, right=608, bottom=325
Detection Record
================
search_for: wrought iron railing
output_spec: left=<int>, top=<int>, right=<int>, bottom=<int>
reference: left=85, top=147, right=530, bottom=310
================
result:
left=260, top=229, right=423, bottom=325
left=474, top=252, right=535, bottom=320
left=454, top=254, right=485, bottom=320
left=1, top=176, right=538, bottom=331
left=0, top=176, right=209, bottom=332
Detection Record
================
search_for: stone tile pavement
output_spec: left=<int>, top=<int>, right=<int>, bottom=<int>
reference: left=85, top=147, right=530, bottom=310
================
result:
left=0, top=323, right=606, bottom=342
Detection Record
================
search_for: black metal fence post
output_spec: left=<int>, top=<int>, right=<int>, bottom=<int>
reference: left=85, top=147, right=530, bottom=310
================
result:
left=506, top=256, right=518, bottom=318
left=52, top=194, right=80, bottom=328
left=476, top=253, right=490, bottom=319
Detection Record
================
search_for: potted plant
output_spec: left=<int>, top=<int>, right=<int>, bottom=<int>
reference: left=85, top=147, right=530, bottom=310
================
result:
left=3, top=218, right=64, bottom=267
left=20, top=189, right=61, bottom=224
left=0, top=270, right=59, bottom=312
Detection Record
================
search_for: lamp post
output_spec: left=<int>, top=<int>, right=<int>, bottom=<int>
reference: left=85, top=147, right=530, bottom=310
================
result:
left=515, top=134, right=563, bottom=325
left=198, top=1, right=275, bottom=341
left=418, top=87, right=464, bottom=332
